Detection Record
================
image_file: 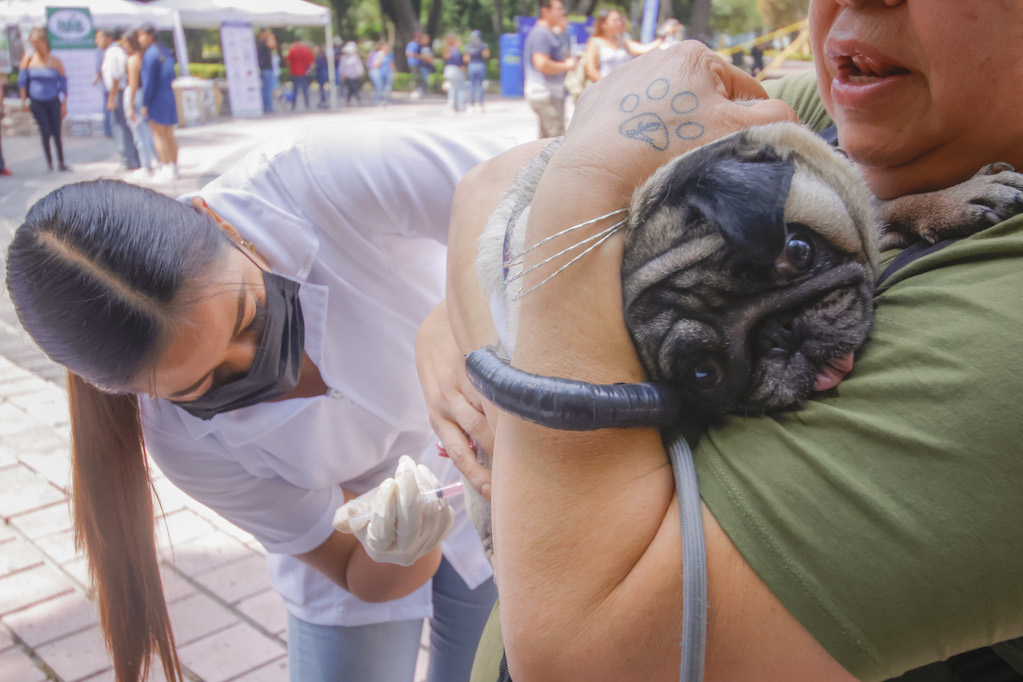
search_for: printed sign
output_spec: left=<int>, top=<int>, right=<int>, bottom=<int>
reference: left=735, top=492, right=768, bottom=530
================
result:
left=46, top=7, right=94, bottom=50
left=220, top=21, right=263, bottom=118
left=45, top=7, right=103, bottom=120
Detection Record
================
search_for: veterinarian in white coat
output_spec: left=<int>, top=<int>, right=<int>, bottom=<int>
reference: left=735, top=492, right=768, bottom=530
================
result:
left=5, top=121, right=514, bottom=682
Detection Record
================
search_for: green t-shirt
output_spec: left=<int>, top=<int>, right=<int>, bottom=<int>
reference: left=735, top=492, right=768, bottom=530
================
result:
left=698, top=71, right=1023, bottom=680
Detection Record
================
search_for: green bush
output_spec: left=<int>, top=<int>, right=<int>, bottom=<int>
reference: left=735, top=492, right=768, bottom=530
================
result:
left=187, top=63, right=226, bottom=79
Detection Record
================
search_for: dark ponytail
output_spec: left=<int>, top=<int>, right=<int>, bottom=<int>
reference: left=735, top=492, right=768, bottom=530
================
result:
left=6, top=180, right=225, bottom=681
left=68, top=373, right=181, bottom=682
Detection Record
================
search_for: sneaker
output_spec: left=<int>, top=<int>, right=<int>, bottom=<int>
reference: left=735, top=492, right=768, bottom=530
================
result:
left=0, top=168, right=11, bottom=176
left=152, top=165, right=174, bottom=183
left=126, top=167, right=153, bottom=183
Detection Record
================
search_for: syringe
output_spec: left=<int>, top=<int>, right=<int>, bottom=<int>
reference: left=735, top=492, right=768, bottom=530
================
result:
left=338, top=481, right=464, bottom=529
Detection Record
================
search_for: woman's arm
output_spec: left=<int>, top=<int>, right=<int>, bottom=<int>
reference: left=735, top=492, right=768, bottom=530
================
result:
left=452, top=44, right=851, bottom=681
left=626, top=35, right=664, bottom=56
left=297, top=527, right=442, bottom=603
left=584, top=39, right=602, bottom=83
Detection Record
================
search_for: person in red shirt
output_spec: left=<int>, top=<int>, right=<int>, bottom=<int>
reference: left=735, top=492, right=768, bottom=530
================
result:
left=287, top=39, right=314, bottom=110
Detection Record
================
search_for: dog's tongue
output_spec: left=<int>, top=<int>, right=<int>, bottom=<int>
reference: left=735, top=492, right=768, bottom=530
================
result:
left=814, top=351, right=855, bottom=392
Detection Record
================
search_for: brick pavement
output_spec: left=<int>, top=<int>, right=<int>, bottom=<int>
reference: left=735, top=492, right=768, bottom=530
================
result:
left=0, top=93, right=537, bottom=682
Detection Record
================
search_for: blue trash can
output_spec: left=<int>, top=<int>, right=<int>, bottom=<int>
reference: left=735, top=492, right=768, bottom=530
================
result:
left=500, top=33, right=523, bottom=98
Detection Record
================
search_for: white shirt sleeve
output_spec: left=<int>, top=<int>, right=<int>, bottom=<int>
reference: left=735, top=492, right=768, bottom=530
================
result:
left=142, top=412, right=342, bottom=556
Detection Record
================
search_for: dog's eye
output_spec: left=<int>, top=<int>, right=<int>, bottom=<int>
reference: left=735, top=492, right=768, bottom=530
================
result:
left=776, top=236, right=814, bottom=278
left=685, top=356, right=724, bottom=390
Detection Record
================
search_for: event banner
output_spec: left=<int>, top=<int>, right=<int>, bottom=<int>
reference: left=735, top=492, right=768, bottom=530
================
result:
left=220, top=21, right=262, bottom=118
left=46, top=6, right=104, bottom=118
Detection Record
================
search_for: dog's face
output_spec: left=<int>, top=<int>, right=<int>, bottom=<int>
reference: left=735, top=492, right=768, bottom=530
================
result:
left=622, top=123, right=879, bottom=415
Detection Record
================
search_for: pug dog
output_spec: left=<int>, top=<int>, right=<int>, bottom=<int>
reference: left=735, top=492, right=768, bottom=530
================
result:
left=463, top=122, right=1023, bottom=566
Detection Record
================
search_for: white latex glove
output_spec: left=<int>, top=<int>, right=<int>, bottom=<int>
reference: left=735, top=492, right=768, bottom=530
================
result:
left=333, top=455, right=455, bottom=567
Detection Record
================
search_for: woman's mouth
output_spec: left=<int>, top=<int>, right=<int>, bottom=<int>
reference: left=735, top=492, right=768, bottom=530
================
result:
left=835, top=54, right=910, bottom=84
left=826, top=45, right=912, bottom=109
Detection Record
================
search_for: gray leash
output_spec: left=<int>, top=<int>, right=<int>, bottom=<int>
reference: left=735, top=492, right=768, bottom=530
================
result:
left=667, top=430, right=707, bottom=682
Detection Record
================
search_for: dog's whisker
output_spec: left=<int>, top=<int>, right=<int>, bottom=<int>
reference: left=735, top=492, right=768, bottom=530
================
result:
left=505, top=220, right=626, bottom=286
left=503, top=207, right=627, bottom=267
left=512, top=223, right=623, bottom=300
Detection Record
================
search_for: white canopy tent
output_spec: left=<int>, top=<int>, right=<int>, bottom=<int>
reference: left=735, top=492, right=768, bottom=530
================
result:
left=146, top=0, right=336, bottom=106
left=0, top=0, right=189, bottom=75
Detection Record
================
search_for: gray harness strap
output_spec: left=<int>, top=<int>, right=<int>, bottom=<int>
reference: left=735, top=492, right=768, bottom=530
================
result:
left=667, top=431, right=707, bottom=682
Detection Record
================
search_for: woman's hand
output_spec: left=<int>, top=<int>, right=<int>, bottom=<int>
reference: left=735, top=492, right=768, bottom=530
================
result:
left=60, top=101, right=67, bottom=119
left=333, top=456, right=454, bottom=567
left=550, top=42, right=797, bottom=207
left=416, top=302, right=495, bottom=499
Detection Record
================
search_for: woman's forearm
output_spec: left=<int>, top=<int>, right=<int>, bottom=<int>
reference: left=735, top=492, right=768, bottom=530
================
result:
left=295, top=529, right=441, bottom=603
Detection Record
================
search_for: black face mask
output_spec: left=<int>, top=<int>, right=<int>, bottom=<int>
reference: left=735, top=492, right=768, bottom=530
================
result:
left=174, top=270, right=305, bottom=420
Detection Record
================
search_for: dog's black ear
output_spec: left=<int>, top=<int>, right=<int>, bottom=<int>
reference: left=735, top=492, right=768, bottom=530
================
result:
left=685, top=148, right=795, bottom=264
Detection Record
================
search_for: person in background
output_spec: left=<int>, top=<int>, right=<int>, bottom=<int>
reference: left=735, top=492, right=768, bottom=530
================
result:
left=405, top=31, right=424, bottom=98
left=18, top=27, right=69, bottom=172
left=96, top=28, right=140, bottom=173
left=339, top=42, right=365, bottom=106
left=442, top=34, right=467, bottom=113
left=417, top=33, right=435, bottom=97
left=122, top=30, right=159, bottom=181
left=313, top=44, right=330, bottom=109
left=0, top=97, right=9, bottom=177
left=750, top=42, right=765, bottom=77
left=658, top=17, right=685, bottom=49
left=93, top=38, right=113, bottom=139
left=287, top=38, right=314, bottom=110
left=522, top=0, right=576, bottom=139
left=583, top=8, right=662, bottom=84
left=256, top=28, right=276, bottom=114
left=463, top=30, right=490, bottom=114
left=367, top=40, right=394, bottom=107
left=138, top=24, right=179, bottom=182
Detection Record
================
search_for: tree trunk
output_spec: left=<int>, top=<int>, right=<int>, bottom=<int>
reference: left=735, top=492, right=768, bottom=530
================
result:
left=687, top=0, right=712, bottom=44
left=425, top=0, right=443, bottom=42
left=379, top=0, right=420, bottom=71
left=492, top=0, right=504, bottom=36
left=325, top=0, right=355, bottom=40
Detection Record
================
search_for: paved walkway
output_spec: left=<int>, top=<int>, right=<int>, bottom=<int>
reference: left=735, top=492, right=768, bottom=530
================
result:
left=0, top=93, right=536, bottom=682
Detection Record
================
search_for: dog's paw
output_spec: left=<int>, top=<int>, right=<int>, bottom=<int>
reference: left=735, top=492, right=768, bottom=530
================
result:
left=879, top=163, right=1023, bottom=248
left=618, top=78, right=705, bottom=151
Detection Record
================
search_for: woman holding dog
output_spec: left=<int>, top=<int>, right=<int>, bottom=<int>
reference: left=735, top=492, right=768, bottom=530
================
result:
left=421, top=0, right=1023, bottom=680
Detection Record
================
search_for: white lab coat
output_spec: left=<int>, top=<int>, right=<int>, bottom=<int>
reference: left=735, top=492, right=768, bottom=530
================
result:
left=141, top=122, right=515, bottom=626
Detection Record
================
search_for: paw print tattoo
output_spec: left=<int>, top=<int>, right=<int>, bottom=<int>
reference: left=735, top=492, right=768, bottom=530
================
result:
left=618, top=78, right=706, bottom=151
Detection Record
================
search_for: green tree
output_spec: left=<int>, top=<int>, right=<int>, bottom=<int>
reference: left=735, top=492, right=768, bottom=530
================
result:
left=756, top=0, right=808, bottom=29
left=710, top=0, right=759, bottom=36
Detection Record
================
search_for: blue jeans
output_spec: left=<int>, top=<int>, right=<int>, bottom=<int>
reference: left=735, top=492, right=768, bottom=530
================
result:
left=418, top=65, right=432, bottom=94
left=128, top=91, right=158, bottom=170
left=110, top=97, right=140, bottom=169
left=369, top=69, right=393, bottom=105
left=467, top=62, right=486, bottom=105
left=291, top=74, right=310, bottom=109
left=287, top=558, right=496, bottom=682
left=260, top=68, right=275, bottom=113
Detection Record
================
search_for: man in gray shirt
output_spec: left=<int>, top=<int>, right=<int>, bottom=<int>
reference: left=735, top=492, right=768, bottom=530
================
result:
left=523, top=0, right=577, bottom=138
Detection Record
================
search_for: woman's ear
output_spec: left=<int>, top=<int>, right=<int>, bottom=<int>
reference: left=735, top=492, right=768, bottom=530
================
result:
left=191, top=196, right=243, bottom=241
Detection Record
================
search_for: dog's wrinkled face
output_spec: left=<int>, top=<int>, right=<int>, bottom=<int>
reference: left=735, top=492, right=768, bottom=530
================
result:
left=622, top=123, right=878, bottom=416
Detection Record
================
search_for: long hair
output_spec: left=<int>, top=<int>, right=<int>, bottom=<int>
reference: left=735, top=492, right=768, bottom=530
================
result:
left=5, top=180, right=225, bottom=682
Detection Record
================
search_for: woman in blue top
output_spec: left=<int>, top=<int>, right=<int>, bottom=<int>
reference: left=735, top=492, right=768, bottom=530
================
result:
left=462, top=30, right=490, bottom=113
left=17, top=27, right=69, bottom=172
left=138, top=24, right=180, bottom=182
left=442, top=34, right=467, bottom=113
left=367, top=41, right=394, bottom=107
